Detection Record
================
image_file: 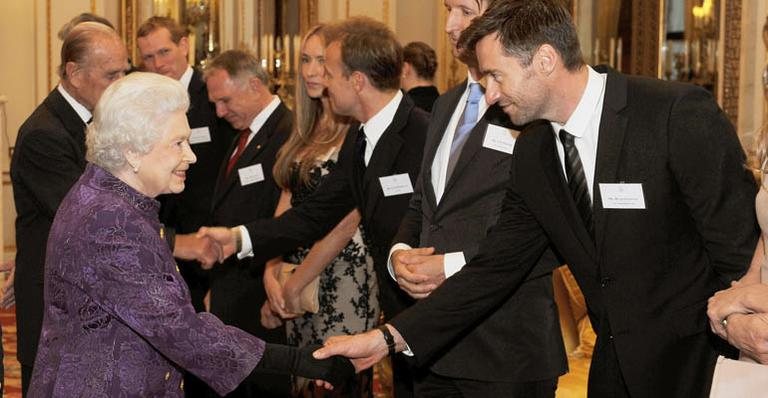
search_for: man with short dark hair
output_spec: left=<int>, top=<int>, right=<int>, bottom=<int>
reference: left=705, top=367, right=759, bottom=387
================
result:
left=315, top=1, right=758, bottom=397
left=199, top=17, right=429, bottom=397
left=401, top=41, right=439, bottom=113
left=11, top=22, right=129, bottom=396
left=387, top=0, right=566, bottom=396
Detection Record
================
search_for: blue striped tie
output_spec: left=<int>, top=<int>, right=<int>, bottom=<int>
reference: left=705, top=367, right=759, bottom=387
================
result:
left=446, top=83, right=484, bottom=178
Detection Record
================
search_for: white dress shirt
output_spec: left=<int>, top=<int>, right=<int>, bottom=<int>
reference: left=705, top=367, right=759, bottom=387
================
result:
left=179, top=66, right=194, bottom=90
left=388, top=73, right=489, bottom=280
left=360, top=90, right=403, bottom=165
left=550, top=66, right=607, bottom=201
left=57, top=84, right=91, bottom=124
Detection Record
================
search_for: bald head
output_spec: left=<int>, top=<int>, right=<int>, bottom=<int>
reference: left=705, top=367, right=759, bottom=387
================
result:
left=59, top=23, right=129, bottom=110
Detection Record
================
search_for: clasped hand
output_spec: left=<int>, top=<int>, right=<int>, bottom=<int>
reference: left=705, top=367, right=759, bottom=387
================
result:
left=392, top=247, right=445, bottom=299
left=173, top=227, right=239, bottom=269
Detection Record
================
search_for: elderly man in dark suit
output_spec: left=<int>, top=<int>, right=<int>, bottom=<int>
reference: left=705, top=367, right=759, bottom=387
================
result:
left=199, top=49, right=293, bottom=398
left=11, top=22, right=129, bottom=395
left=199, top=17, right=429, bottom=397
left=388, top=0, right=565, bottom=396
left=315, top=1, right=758, bottom=397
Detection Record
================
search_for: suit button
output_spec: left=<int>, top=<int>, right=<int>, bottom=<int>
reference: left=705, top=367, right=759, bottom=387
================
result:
left=429, top=224, right=440, bottom=232
left=164, top=371, right=171, bottom=381
left=600, top=277, right=612, bottom=288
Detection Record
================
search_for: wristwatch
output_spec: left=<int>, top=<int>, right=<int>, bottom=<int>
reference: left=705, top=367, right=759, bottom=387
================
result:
left=377, top=325, right=397, bottom=356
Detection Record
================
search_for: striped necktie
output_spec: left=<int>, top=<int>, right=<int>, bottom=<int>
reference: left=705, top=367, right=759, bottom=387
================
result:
left=559, top=129, right=593, bottom=235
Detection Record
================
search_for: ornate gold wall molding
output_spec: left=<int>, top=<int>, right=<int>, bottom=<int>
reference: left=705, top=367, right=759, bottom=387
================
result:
left=721, top=0, right=741, bottom=127
left=630, top=0, right=661, bottom=77
left=46, top=0, right=52, bottom=91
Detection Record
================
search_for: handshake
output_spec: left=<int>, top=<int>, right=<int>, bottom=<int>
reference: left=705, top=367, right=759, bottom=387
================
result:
left=172, top=226, right=242, bottom=269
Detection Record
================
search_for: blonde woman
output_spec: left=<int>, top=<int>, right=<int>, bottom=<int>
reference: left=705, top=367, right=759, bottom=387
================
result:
left=262, top=25, right=379, bottom=397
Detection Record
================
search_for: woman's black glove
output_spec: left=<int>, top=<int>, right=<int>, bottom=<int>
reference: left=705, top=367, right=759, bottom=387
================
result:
left=250, top=343, right=355, bottom=388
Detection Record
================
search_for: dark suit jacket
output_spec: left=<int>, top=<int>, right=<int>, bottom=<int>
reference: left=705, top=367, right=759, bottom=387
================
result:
left=209, top=100, right=292, bottom=332
left=390, top=67, right=758, bottom=397
left=393, top=82, right=566, bottom=382
left=11, top=88, right=88, bottom=366
left=243, top=95, right=428, bottom=319
left=406, top=86, right=439, bottom=113
left=207, top=101, right=293, bottom=396
left=157, top=68, right=235, bottom=311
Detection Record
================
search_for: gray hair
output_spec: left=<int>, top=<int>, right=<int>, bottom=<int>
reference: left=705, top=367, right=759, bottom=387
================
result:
left=203, top=49, right=270, bottom=86
left=58, top=22, right=119, bottom=80
left=86, top=72, right=190, bottom=171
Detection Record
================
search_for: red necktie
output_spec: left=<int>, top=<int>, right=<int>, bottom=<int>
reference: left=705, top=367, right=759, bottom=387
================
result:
left=226, top=128, right=251, bottom=177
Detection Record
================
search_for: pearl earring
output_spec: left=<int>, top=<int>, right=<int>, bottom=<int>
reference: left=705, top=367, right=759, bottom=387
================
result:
left=132, top=164, right=139, bottom=173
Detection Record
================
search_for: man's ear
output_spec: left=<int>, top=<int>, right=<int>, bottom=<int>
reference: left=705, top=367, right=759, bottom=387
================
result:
left=66, top=61, right=82, bottom=87
left=535, top=44, right=558, bottom=77
left=402, top=62, right=412, bottom=79
left=178, top=36, right=190, bottom=58
left=351, top=71, right=367, bottom=92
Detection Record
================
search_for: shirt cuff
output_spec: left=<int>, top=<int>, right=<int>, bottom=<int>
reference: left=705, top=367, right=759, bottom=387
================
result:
left=387, top=243, right=413, bottom=280
left=401, top=343, right=414, bottom=356
left=237, top=225, right=254, bottom=259
left=443, top=251, right=466, bottom=278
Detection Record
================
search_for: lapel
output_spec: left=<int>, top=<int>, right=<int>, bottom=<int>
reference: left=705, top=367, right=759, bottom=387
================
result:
left=187, top=69, right=206, bottom=106
left=212, top=102, right=286, bottom=208
left=591, top=66, right=629, bottom=255
left=360, top=96, right=411, bottom=223
left=442, top=104, right=510, bottom=196
left=422, top=81, right=466, bottom=211
left=46, top=89, right=87, bottom=152
left=538, top=123, right=596, bottom=259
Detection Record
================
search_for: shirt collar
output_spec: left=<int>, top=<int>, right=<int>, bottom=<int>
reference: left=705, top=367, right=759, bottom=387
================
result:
left=248, top=95, right=281, bottom=133
left=359, top=90, right=403, bottom=148
left=179, top=66, right=194, bottom=90
left=57, top=84, right=91, bottom=124
left=550, top=66, right=606, bottom=138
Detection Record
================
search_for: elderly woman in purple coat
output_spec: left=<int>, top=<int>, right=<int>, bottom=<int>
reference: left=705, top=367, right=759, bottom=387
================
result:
left=28, top=72, right=353, bottom=397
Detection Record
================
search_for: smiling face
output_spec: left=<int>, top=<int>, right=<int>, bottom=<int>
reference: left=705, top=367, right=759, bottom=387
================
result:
left=132, top=110, right=196, bottom=197
left=444, top=0, right=486, bottom=58
left=301, top=33, right=327, bottom=99
left=477, top=34, right=549, bottom=126
left=137, top=27, right=189, bottom=81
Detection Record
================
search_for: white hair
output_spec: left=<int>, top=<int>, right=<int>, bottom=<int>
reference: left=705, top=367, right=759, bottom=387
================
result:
left=86, top=72, right=189, bottom=171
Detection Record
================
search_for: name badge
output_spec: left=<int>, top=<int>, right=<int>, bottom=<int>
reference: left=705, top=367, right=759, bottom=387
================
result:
left=379, top=173, right=414, bottom=197
left=599, top=183, right=646, bottom=209
left=482, top=123, right=518, bottom=154
left=238, top=164, right=265, bottom=186
left=189, top=127, right=212, bottom=144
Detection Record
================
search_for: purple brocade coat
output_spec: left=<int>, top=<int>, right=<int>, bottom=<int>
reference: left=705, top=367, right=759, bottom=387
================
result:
left=28, top=164, right=265, bottom=397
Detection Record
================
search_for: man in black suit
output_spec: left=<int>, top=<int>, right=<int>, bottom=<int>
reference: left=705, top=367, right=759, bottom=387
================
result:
left=11, top=23, right=129, bottom=395
left=201, top=49, right=293, bottom=397
left=137, top=16, right=234, bottom=313
left=388, top=0, right=565, bottom=396
left=401, top=41, right=439, bottom=113
left=199, top=18, right=428, bottom=397
left=315, top=1, right=758, bottom=397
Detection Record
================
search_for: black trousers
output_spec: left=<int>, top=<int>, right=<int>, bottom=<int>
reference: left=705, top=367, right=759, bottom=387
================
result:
left=414, top=370, right=557, bottom=398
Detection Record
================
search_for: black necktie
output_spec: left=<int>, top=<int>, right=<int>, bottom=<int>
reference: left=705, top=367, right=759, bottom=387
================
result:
left=559, top=129, right=593, bottom=235
left=354, top=127, right=367, bottom=178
